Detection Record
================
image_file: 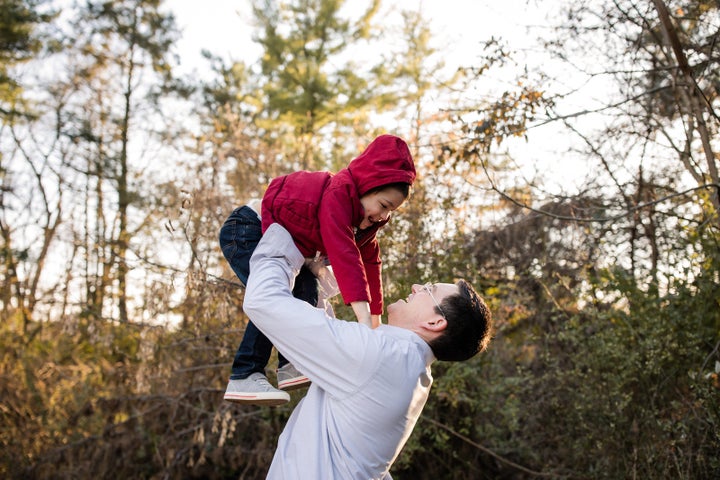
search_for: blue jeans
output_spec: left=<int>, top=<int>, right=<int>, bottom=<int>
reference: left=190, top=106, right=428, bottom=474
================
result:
left=219, top=206, right=318, bottom=379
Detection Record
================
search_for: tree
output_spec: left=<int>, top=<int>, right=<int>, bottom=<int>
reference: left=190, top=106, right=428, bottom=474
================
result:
left=538, top=0, right=717, bottom=280
left=250, top=0, right=388, bottom=170
left=651, top=0, right=720, bottom=215
left=434, top=0, right=720, bottom=476
left=0, top=0, right=54, bottom=123
left=0, top=0, right=57, bottom=330
left=58, top=0, right=179, bottom=323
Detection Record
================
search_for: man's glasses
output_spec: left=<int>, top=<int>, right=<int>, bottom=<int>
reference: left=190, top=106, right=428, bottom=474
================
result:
left=422, top=283, right=447, bottom=320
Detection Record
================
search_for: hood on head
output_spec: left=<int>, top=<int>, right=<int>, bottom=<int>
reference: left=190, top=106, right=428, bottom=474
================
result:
left=347, top=134, right=416, bottom=196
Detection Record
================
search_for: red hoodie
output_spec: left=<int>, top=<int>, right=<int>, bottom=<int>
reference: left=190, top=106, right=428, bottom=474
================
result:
left=261, top=135, right=416, bottom=315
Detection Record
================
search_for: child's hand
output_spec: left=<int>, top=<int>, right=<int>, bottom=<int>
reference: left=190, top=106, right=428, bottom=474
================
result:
left=351, top=301, right=372, bottom=328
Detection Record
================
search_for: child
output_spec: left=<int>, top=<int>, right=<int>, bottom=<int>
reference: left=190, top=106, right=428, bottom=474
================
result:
left=219, top=134, right=416, bottom=405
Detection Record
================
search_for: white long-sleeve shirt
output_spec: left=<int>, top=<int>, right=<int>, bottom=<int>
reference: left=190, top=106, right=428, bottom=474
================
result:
left=244, top=224, right=435, bottom=480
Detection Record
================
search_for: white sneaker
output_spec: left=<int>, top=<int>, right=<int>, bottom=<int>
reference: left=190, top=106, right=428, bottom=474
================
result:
left=224, top=372, right=290, bottom=406
left=276, top=363, right=311, bottom=391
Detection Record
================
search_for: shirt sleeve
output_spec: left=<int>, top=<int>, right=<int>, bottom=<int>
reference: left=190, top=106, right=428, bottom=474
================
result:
left=245, top=224, right=380, bottom=396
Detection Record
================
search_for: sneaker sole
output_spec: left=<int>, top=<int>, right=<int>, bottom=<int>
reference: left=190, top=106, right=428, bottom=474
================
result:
left=278, top=377, right=311, bottom=391
left=224, top=393, right=290, bottom=406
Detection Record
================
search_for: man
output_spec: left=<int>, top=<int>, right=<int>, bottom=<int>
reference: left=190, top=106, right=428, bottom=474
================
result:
left=243, top=224, right=493, bottom=479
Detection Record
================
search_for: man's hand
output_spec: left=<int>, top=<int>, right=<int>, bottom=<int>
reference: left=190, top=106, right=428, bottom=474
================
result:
left=304, top=254, right=326, bottom=277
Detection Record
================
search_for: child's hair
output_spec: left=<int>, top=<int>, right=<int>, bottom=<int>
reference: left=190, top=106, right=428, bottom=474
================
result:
left=363, top=182, right=411, bottom=199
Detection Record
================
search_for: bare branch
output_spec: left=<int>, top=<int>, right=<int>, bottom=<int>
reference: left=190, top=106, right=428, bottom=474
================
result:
left=423, top=417, right=567, bottom=478
left=473, top=154, right=718, bottom=223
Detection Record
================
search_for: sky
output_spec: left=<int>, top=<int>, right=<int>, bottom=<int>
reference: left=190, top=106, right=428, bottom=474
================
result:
left=166, top=0, right=546, bottom=77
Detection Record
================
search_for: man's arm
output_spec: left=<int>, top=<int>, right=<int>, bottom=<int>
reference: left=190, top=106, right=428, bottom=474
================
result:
left=244, top=224, right=379, bottom=394
left=243, top=224, right=311, bottom=337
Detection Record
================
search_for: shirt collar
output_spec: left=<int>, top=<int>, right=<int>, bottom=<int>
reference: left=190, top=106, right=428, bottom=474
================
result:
left=376, top=324, right=436, bottom=365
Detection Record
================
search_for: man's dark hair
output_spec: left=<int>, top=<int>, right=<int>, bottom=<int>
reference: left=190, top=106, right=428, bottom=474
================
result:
left=428, top=280, right=492, bottom=361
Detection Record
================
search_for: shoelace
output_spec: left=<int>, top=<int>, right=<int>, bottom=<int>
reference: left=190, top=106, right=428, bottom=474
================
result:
left=253, top=376, right=273, bottom=389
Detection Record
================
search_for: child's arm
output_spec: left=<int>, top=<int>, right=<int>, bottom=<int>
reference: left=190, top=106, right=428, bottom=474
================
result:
left=351, top=301, right=372, bottom=328
left=318, top=187, right=383, bottom=325
left=358, top=240, right=384, bottom=327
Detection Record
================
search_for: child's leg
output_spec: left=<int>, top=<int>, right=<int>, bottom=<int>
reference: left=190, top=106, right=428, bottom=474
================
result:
left=218, top=205, right=260, bottom=285
left=276, top=265, right=318, bottom=369
left=231, top=321, right=274, bottom=379
left=219, top=205, right=275, bottom=380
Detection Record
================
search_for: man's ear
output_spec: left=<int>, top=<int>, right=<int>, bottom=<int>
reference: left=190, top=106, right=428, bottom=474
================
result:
left=425, top=317, right=447, bottom=332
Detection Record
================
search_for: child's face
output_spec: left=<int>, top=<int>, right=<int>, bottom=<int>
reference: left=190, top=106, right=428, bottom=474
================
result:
left=359, top=188, right=406, bottom=230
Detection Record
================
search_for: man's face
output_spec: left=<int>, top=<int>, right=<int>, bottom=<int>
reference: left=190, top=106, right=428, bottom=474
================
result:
left=386, top=282, right=458, bottom=329
left=358, top=188, right=406, bottom=230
